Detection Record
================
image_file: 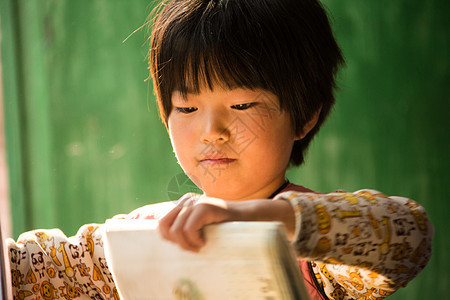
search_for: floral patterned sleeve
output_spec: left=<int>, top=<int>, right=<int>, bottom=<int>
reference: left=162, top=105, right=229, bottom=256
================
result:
left=275, top=189, right=433, bottom=299
left=7, top=224, right=119, bottom=300
left=6, top=202, right=176, bottom=300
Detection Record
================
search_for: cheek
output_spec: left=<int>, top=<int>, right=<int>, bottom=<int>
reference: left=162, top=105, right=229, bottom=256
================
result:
left=168, top=129, right=183, bottom=156
left=258, top=121, right=296, bottom=164
left=168, top=117, right=185, bottom=144
left=252, top=117, right=295, bottom=148
left=168, top=120, right=194, bottom=162
left=168, top=120, right=181, bottom=153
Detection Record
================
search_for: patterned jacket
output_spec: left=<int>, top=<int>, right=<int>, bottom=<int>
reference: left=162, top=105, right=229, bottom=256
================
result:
left=7, top=185, right=433, bottom=299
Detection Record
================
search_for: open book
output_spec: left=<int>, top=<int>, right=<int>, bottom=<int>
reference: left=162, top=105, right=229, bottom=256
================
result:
left=104, top=219, right=309, bottom=300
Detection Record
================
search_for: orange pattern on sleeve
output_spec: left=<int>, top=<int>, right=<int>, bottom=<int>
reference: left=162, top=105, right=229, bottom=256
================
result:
left=276, top=189, right=433, bottom=299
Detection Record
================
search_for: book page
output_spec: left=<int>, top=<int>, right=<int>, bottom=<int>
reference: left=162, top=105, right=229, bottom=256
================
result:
left=104, top=219, right=307, bottom=300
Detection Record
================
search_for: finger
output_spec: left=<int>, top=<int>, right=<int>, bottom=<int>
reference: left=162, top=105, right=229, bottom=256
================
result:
left=181, top=206, right=211, bottom=249
left=169, top=206, right=202, bottom=252
left=158, top=204, right=183, bottom=241
left=158, top=193, right=198, bottom=241
left=181, top=202, right=232, bottom=249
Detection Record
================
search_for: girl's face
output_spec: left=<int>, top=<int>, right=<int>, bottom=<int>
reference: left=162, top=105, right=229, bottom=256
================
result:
left=168, top=86, right=297, bottom=201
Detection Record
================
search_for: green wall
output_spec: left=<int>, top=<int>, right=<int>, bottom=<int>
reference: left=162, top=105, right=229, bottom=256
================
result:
left=286, top=2, right=449, bottom=299
left=1, top=0, right=448, bottom=299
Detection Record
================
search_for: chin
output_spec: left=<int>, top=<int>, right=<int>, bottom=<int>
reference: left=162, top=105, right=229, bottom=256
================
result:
left=200, top=185, right=238, bottom=200
left=191, top=174, right=251, bottom=200
left=204, top=187, right=252, bottom=201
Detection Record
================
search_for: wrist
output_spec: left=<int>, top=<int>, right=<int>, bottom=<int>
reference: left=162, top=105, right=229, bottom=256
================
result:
left=271, top=199, right=296, bottom=240
left=226, top=199, right=296, bottom=240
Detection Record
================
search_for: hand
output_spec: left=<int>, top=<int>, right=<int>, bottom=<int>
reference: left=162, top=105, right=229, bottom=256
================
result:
left=158, top=193, right=295, bottom=252
left=158, top=194, right=235, bottom=252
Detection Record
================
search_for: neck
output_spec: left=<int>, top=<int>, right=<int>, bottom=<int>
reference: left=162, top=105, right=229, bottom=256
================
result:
left=204, top=177, right=289, bottom=201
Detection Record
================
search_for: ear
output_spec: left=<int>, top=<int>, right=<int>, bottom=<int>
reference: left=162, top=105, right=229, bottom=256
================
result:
left=295, top=107, right=321, bottom=140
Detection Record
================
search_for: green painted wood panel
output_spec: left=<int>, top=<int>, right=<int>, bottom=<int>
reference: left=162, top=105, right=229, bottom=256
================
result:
left=0, top=0, right=29, bottom=235
left=1, top=0, right=185, bottom=238
left=1, top=0, right=448, bottom=298
left=288, top=1, right=450, bottom=298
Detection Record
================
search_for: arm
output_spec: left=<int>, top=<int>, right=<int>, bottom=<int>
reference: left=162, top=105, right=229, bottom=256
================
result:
left=7, top=224, right=119, bottom=299
left=157, top=195, right=295, bottom=252
left=275, top=189, right=433, bottom=299
left=159, top=190, right=433, bottom=299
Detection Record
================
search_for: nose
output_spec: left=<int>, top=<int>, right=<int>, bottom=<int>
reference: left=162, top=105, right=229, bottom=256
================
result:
left=200, top=109, right=230, bottom=144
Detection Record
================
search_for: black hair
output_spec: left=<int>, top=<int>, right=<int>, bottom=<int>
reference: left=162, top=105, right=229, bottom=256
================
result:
left=149, top=0, right=344, bottom=165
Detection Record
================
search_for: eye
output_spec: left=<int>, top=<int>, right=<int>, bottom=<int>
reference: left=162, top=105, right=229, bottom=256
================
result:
left=231, top=103, right=257, bottom=110
left=174, top=107, right=198, bottom=114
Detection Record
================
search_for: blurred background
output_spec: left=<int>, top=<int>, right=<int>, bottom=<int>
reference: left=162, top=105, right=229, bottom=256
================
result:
left=0, top=0, right=448, bottom=298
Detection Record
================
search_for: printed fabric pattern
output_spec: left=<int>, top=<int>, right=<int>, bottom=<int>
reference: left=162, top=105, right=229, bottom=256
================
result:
left=8, top=225, right=118, bottom=300
left=275, top=188, right=433, bottom=299
left=7, top=190, right=432, bottom=300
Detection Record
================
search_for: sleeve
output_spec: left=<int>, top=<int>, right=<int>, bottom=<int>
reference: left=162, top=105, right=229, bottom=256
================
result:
left=7, top=224, right=120, bottom=300
left=6, top=201, right=176, bottom=300
left=274, top=189, right=433, bottom=299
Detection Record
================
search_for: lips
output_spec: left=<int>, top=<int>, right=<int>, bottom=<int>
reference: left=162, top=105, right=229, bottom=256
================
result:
left=200, top=158, right=236, bottom=165
left=198, top=152, right=236, bottom=165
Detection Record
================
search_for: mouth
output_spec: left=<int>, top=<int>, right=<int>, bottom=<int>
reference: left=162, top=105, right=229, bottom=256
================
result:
left=198, top=152, right=236, bottom=165
left=200, top=158, right=236, bottom=165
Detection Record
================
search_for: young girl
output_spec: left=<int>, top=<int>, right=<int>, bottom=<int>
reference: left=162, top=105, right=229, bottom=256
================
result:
left=7, top=0, right=433, bottom=299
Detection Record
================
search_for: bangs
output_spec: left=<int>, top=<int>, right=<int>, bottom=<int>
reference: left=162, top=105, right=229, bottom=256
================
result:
left=169, top=44, right=267, bottom=96
left=152, top=0, right=273, bottom=99
left=158, top=10, right=267, bottom=94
